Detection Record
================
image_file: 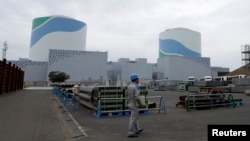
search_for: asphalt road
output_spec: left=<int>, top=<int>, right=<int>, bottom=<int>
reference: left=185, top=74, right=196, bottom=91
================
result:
left=0, top=88, right=250, bottom=141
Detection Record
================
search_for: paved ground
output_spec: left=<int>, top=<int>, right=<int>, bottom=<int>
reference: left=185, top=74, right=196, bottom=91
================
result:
left=0, top=88, right=83, bottom=141
left=0, top=88, right=250, bottom=141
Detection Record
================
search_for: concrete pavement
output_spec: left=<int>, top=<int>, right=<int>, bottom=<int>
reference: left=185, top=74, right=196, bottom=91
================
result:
left=0, top=88, right=250, bottom=141
left=69, top=89, right=250, bottom=141
left=0, top=88, right=84, bottom=141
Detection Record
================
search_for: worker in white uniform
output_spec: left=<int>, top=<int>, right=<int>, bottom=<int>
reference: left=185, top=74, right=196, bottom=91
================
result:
left=126, top=73, right=143, bottom=137
left=72, top=84, right=79, bottom=95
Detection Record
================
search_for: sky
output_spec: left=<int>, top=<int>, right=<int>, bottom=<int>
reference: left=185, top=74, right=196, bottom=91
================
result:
left=0, top=0, right=250, bottom=71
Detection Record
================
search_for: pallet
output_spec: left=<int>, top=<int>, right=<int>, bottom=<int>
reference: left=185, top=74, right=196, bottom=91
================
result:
left=93, top=111, right=123, bottom=118
left=123, top=109, right=149, bottom=116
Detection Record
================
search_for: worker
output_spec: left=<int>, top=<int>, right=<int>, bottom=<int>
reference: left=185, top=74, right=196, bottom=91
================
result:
left=125, top=73, right=143, bottom=137
left=72, top=84, right=79, bottom=95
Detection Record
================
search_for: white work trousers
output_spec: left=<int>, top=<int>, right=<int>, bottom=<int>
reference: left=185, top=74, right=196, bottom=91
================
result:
left=127, top=103, right=140, bottom=135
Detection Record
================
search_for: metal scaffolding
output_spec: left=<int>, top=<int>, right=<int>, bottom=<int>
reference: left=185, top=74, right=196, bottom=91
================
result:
left=2, top=41, right=8, bottom=60
left=241, top=44, right=250, bottom=77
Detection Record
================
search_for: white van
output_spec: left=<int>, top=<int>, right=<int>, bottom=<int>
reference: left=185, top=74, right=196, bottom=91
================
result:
left=187, top=76, right=196, bottom=82
left=203, top=76, right=212, bottom=81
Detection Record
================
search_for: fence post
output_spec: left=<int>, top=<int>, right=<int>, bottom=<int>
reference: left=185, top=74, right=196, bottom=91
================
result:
left=185, top=96, right=190, bottom=112
left=0, top=60, right=25, bottom=94
left=227, top=94, right=235, bottom=108
left=8, top=62, right=13, bottom=93
left=2, top=59, right=8, bottom=94
left=0, top=60, right=3, bottom=95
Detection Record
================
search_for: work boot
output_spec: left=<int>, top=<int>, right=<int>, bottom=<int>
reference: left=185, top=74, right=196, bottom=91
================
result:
left=127, top=134, right=138, bottom=137
left=136, top=129, right=143, bottom=134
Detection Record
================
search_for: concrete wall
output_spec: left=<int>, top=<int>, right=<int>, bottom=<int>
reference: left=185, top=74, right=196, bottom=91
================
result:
left=107, top=58, right=153, bottom=83
left=211, top=67, right=230, bottom=77
left=11, top=60, right=48, bottom=81
left=47, top=49, right=108, bottom=82
left=158, top=56, right=211, bottom=81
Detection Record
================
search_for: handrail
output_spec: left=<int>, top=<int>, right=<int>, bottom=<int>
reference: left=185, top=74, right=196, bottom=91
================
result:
left=97, top=96, right=167, bottom=115
left=227, top=93, right=235, bottom=108
left=186, top=96, right=191, bottom=112
left=53, top=87, right=167, bottom=117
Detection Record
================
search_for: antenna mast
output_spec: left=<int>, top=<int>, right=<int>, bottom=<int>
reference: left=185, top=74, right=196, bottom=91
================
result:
left=2, top=41, right=8, bottom=60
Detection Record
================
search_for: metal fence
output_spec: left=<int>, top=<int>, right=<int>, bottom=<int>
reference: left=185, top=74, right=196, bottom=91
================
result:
left=0, top=59, right=24, bottom=95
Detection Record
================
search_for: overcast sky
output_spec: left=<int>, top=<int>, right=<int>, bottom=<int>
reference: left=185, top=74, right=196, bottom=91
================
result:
left=1, top=0, right=250, bottom=71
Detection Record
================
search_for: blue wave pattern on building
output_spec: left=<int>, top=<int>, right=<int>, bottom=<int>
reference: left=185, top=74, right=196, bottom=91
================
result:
left=30, top=17, right=86, bottom=47
left=159, top=39, right=201, bottom=57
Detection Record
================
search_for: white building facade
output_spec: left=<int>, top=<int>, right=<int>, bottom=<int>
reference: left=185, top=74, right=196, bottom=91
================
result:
left=157, top=56, right=211, bottom=80
left=107, top=58, right=153, bottom=85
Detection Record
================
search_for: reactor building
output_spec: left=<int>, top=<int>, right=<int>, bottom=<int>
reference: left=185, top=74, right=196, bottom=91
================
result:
left=157, top=28, right=211, bottom=80
left=29, top=15, right=87, bottom=61
left=11, top=15, right=109, bottom=85
left=159, top=28, right=201, bottom=58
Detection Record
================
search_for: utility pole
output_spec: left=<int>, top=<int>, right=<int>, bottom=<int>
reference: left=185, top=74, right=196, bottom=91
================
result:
left=2, top=41, right=8, bottom=60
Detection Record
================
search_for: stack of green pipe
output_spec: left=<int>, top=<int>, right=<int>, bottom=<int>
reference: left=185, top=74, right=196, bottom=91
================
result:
left=92, top=86, right=124, bottom=111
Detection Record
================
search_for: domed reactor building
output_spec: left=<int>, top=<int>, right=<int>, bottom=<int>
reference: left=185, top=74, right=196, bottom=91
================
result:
left=29, top=15, right=87, bottom=61
left=159, top=28, right=201, bottom=58
left=11, top=15, right=108, bottom=85
left=157, top=28, right=211, bottom=80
